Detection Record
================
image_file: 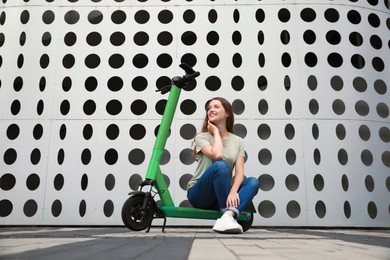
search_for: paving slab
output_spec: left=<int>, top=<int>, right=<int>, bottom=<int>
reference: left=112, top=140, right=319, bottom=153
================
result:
left=0, top=227, right=389, bottom=260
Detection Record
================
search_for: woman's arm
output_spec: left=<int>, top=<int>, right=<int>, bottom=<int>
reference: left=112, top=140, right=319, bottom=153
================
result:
left=200, top=121, right=224, bottom=160
left=226, top=156, right=245, bottom=208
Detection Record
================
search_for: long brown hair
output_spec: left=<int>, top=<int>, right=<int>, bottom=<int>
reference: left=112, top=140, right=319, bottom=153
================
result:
left=192, top=97, right=235, bottom=158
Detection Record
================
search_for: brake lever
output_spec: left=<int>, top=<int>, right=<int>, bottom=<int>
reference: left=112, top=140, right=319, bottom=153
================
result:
left=156, top=84, right=172, bottom=94
left=179, top=63, right=195, bottom=74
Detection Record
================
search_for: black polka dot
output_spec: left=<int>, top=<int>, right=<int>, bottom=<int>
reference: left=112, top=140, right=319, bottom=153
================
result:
left=258, top=200, right=275, bottom=218
left=128, top=149, right=145, bottom=165
left=130, top=124, right=146, bottom=140
left=4, top=148, right=17, bottom=165
left=106, top=124, right=120, bottom=140
left=134, top=31, right=149, bottom=46
left=54, top=174, right=64, bottom=191
left=86, top=32, right=102, bottom=46
left=0, top=173, right=16, bottom=191
left=57, top=149, right=64, bottom=165
left=206, top=53, right=219, bottom=68
left=81, top=149, right=92, bottom=165
left=105, top=174, right=115, bottom=191
left=40, top=54, right=50, bottom=69
left=300, top=8, right=316, bottom=22
left=81, top=174, right=88, bottom=191
left=64, top=10, right=80, bottom=25
left=83, top=100, right=96, bottom=115
left=130, top=99, right=147, bottom=115
left=132, top=76, right=147, bottom=92
left=51, top=200, right=62, bottom=217
left=64, top=32, right=77, bottom=46
left=26, top=174, right=40, bottom=191
left=88, top=10, right=103, bottom=24
left=324, top=8, right=339, bottom=23
left=133, top=53, right=148, bottom=68
left=109, top=54, right=124, bottom=69
left=205, top=76, right=221, bottom=91
left=134, top=10, right=149, bottom=24
left=348, top=10, right=361, bottom=24
left=0, top=200, right=13, bottom=217
left=286, top=201, right=301, bottom=218
left=158, top=10, right=173, bottom=24
left=181, top=31, right=197, bottom=45
left=208, top=9, right=218, bottom=23
left=85, top=54, right=100, bottom=69
left=24, top=199, right=38, bottom=217
left=110, top=32, right=125, bottom=46
left=112, top=10, right=126, bottom=24
left=60, top=100, right=70, bottom=115
left=231, top=76, right=244, bottom=91
left=106, top=100, right=122, bottom=115
left=62, top=54, right=75, bottom=69
left=206, top=31, right=219, bottom=45
left=232, top=31, right=242, bottom=45
left=103, top=200, right=114, bottom=217
left=256, top=9, right=265, bottom=23
left=304, top=52, right=317, bottom=67
left=180, top=99, right=197, bottom=115
left=42, top=10, right=54, bottom=24
left=11, top=100, right=21, bottom=115
left=30, top=148, right=41, bottom=165
left=156, top=53, right=173, bottom=68
left=107, top=76, right=123, bottom=92
left=20, top=10, right=30, bottom=24
left=278, top=8, right=290, bottom=23
left=7, top=124, right=20, bottom=140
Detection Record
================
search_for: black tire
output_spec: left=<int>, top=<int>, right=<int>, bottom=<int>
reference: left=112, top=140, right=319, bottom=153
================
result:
left=238, top=215, right=254, bottom=232
left=121, top=195, right=154, bottom=231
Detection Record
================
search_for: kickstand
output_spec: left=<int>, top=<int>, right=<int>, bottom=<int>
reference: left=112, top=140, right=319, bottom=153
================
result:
left=146, top=210, right=167, bottom=233
left=161, top=215, right=167, bottom=233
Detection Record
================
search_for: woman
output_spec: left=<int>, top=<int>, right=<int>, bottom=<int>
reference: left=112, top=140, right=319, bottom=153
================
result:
left=187, top=97, right=259, bottom=234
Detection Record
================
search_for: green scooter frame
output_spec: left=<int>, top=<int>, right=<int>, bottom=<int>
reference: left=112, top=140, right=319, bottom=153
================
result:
left=121, top=64, right=255, bottom=232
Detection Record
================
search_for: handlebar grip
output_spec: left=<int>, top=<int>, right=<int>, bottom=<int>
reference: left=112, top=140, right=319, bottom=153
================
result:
left=182, top=71, right=200, bottom=83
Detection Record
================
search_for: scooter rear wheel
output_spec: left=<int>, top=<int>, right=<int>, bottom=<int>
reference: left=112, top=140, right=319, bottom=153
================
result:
left=237, top=215, right=254, bottom=232
left=122, top=195, right=154, bottom=231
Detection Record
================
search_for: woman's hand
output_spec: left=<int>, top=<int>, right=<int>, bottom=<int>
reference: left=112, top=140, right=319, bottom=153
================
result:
left=207, top=120, right=219, bottom=135
left=200, top=121, right=224, bottom=160
left=226, top=191, right=240, bottom=208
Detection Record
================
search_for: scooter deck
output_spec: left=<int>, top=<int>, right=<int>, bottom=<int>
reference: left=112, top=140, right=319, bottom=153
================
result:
left=159, top=206, right=253, bottom=221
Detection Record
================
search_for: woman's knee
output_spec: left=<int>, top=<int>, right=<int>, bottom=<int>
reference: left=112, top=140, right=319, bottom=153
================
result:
left=246, top=177, right=260, bottom=192
left=213, top=160, right=229, bottom=175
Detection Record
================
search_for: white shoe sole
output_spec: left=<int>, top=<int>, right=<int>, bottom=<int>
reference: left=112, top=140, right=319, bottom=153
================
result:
left=213, top=228, right=242, bottom=234
left=213, top=227, right=242, bottom=234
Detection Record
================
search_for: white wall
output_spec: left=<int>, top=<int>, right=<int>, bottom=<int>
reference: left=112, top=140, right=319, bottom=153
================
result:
left=0, top=0, right=389, bottom=227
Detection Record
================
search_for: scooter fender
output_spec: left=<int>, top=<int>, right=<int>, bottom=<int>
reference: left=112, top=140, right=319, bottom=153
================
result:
left=127, top=191, right=146, bottom=196
left=126, top=191, right=158, bottom=211
left=244, top=201, right=257, bottom=213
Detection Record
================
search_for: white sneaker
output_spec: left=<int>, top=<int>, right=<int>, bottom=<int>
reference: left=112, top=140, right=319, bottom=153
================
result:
left=213, top=214, right=243, bottom=234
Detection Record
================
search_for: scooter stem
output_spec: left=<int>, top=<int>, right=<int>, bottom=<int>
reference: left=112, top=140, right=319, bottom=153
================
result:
left=145, top=84, right=181, bottom=181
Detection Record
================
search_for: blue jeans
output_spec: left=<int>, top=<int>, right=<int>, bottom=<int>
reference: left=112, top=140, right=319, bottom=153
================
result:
left=187, top=160, right=259, bottom=215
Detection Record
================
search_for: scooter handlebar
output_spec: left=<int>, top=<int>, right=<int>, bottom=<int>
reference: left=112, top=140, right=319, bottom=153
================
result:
left=175, top=63, right=200, bottom=88
left=156, top=64, right=200, bottom=94
left=181, top=71, right=200, bottom=84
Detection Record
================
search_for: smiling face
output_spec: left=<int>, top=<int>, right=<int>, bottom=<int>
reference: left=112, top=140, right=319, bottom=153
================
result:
left=201, top=97, right=234, bottom=133
left=207, top=99, right=228, bottom=124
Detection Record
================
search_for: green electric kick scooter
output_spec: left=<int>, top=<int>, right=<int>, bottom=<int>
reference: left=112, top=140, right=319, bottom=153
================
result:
left=121, top=63, right=256, bottom=232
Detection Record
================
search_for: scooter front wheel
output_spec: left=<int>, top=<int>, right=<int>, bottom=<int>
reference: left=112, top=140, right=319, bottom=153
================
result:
left=121, top=195, right=154, bottom=231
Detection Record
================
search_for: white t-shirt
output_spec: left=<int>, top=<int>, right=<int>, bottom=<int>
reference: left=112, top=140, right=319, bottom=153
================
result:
left=187, top=132, right=245, bottom=190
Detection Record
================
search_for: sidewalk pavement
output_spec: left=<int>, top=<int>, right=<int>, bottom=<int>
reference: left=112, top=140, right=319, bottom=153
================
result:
left=0, top=226, right=389, bottom=260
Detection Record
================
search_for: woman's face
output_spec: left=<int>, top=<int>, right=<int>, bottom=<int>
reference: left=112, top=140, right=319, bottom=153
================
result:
left=207, top=99, right=227, bottom=124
